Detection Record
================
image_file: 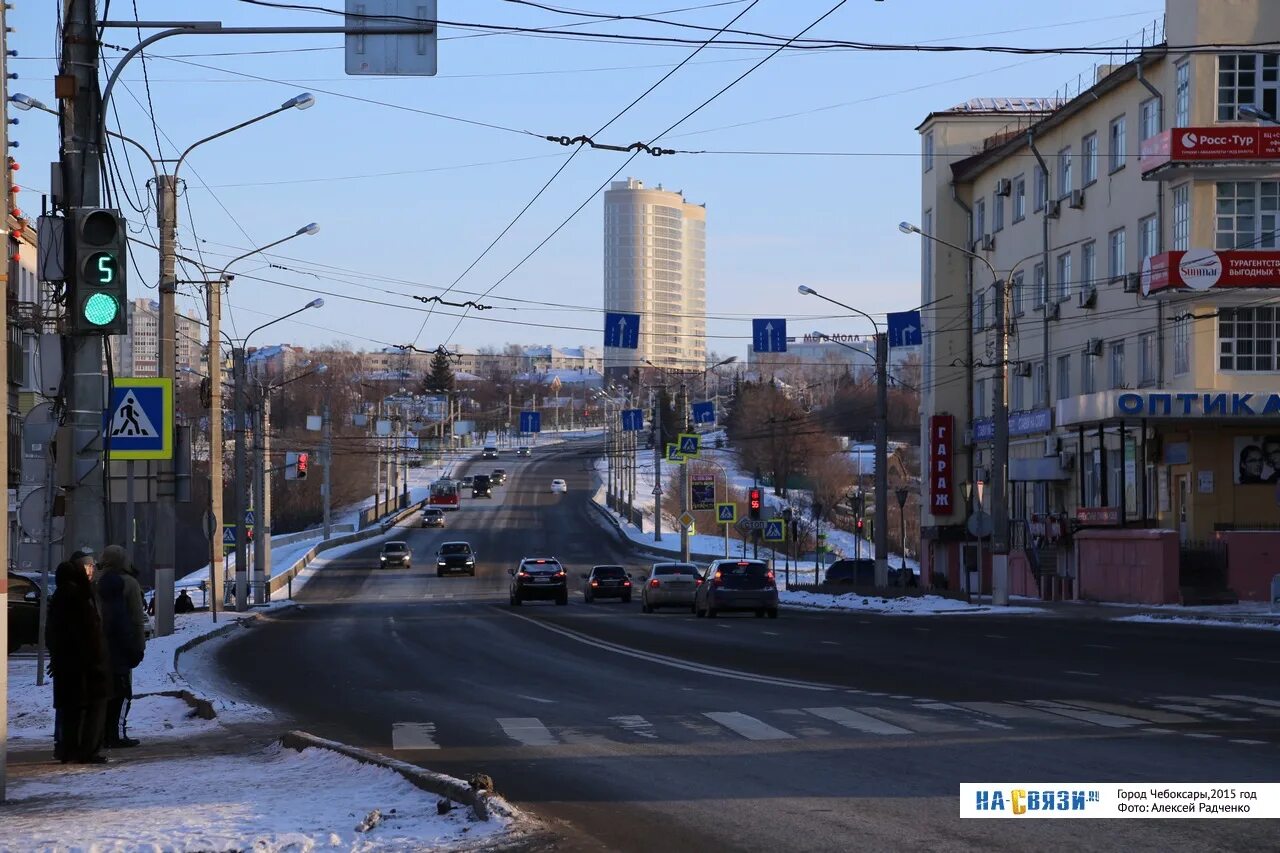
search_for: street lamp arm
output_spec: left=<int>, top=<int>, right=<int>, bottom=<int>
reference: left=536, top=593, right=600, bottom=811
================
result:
left=797, top=288, right=882, bottom=337
left=902, top=227, right=999, bottom=285
left=243, top=302, right=320, bottom=346
left=217, top=227, right=315, bottom=279
left=173, top=103, right=292, bottom=176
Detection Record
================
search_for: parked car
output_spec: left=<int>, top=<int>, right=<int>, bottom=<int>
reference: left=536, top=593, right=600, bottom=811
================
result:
left=491, top=468, right=508, bottom=485
left=379, top=541, right=412, bottom=569
left=693, top=559, right=779, bottom=619
left=509, top=557, right=568, bottom=606
left=435, top=541, right=476, bottom=577
left=824, top=558, right=875, bottom=585
left=472, top=474, right=493, bottom=498
left=582, top=565, right=632, bottom=603
left=482, top=446, right=499, bottom=459
left=641, top=562, right=701, bottom=613
left=7, top=572, right=41, bottom=653
left=550, top=478, right=568, bottom=494
left=516, top=446, right=531, bottom=458
left=422, top=508, right=446, bottom=528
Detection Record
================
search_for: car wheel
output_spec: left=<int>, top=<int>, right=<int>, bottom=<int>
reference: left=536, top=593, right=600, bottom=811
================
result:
left=469, top=569, right=476, bottom=577
left=510, top=594, right=521, bottom=607
left=707, top=606, right=718, bottom=618
left=436, top=570, right=442, bottom=578
left=556, top=594, right=568, bottom=606
left=768, top=608, right=779, bottom=619
left=692, top=603, right=700, bottom=616
left=584, top=594, right=592, bottom=604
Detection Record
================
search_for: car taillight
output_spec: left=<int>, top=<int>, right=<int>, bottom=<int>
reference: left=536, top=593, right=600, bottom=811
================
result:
left=696, top=577, right=704, bottom=586
left=623, top=580, right=631, bottom=587
left=649, top=578, right=660, bottom=588
left=518, top=570, right=530, bottom=578
left=555, top=570, right=566, bottom=578
left=591, top=580, right=599, bottom=587
left=712, top=572, right=724, bottom=587
left=766, top=571, right=775, bottom=582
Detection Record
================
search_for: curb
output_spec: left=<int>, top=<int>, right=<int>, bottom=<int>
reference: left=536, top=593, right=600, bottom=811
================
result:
left=133, top=688, right=217, bottom=720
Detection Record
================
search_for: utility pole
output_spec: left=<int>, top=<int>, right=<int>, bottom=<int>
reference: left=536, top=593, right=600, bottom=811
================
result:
left=991, top=273, right=1011, bottom=606
left=232, top=347, right=249, bottom=611
left=153, top=173, right=178, bottom=636
left=1, top=0, right=11, bottom=803
left=208, top=280, right=223, bottom=618
left=322, top=402, right=332, bottom=538
left=253, top=390, right=270, bottom=603
left=874, top=332, right=890, bottom=588
left=680, top=382, right=691, bottom=562
left=652, top=389, right=662, bottom=542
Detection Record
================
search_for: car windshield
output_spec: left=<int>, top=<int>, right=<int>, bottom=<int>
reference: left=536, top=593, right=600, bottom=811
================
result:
left=718, top=561, right=768, bottom=577
left=525, top=560, right=560, bottom=570
left=440, top=543, right=471, bottom=555
left=655, top=564, right=698, bottom=576
left=593, top=566, right=626, bottom=578
left=384, top=543, right=407, bottom=552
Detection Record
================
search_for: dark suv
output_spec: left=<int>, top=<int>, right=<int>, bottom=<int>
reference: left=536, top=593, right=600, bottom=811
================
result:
left=824, top=558, right=876, bottom=585
left=472, top=474, right=493, bottom=498
left=509, top=557, right=568, bottom=606
left=581, top=565, right=632, bottom=603
left=8, top=572, right=41, bottom=653
left=694, top=559, right=779, bottom=619
left=435, top=541, right=476, bottom=577
left=491, top=468, right=507, bottom=485
left=379, top=541, right=412, bottom=569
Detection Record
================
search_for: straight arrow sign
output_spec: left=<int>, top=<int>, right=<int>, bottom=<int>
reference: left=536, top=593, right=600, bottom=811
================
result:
left=604, top=311, right=641, bottom=349
left=752, top=318, right=787, bottom=353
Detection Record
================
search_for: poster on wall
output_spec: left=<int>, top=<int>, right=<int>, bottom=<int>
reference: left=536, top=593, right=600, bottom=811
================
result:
left=1234, top=435, right=1280, bottom=484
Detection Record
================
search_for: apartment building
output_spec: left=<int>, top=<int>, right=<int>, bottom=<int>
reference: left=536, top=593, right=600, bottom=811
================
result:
left=917, top=0, right=1280, bottom=591
left=111, top=298, right=203, bottom=378
left=603, top=178, right=707, bottom=374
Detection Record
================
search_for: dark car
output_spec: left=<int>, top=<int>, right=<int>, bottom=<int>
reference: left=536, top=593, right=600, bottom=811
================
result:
left=422, top=508, right=446, bottom=528
left=516, top=446, right=531, bottom=458
left=824, top=558, right=876, bottom=585
left=435, top=541, right=476, bottom=577
left=509, top=557, right=568, bottom=606
left=379, top=541, right=412, bottom=569
left=694, top=559, right=779, bottom=619
left=491, top=468, right=508, bottom=485
left=482, top=446, right=499, bottom=459
left=581, top=565, right=632, bottom=603
left=472, top=474, right=493, bottom=498
left=8, top=572, right=41, bottom=653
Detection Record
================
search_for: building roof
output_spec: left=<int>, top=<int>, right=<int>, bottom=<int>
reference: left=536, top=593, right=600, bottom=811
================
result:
left=916, top=97, right=1064, bottom=130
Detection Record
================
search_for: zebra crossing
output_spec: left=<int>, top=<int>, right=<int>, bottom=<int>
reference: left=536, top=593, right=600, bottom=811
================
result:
left=388, top=694, right=1280, bottom=751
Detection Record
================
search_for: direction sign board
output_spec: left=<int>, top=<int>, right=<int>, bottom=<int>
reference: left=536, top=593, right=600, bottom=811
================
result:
left=764, top=518, right=786, bottom=542
left=604, top=311, right=641, bottom=349
left=678, top=433, right=700, bottom=457
left=678, top=511, right=696, bottom=531
left=666, top=443, right=683, bottom=463
left=345, top=0, right=438, bottom=76
left=690, top=476, right=715, bottom=510
left=519, top=411, right=541, bottom=433
left=716, top=502, right=737, bottom=523
left=104, top=378, right=172, bottom=460
left=620, top=408, right=645, bottom=431
left=752, top=318, right=787, bottom=353
left=691, top=401, right=715, bottom=425
left=887, top=309, right=923, bottom=349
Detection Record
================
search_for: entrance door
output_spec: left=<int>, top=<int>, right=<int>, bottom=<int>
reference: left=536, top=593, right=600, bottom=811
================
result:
left=1175, top=475, right=1190, bottom=542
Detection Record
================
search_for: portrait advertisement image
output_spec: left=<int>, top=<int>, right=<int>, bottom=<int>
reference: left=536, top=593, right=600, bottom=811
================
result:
left=1234, top=435, right=1280, bottom=485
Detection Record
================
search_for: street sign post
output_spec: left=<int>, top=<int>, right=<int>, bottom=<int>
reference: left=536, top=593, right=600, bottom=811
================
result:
left=691, top=401, right=715, bottom=425
left=887, top=309, right=923, bottom=348
left=666, top=443, right=683, bottom=463
left=752, top=318, right=787, bottom=353
left=621, top=408, right=645, bottom=431
left=690, top=476, right=715, bottom=510
left=604, top=311, right=641, bottom=349
left=103, top=378, right=173, bottom=460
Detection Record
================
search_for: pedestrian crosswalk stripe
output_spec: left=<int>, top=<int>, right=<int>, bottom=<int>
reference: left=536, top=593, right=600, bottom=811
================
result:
left=704, top=711, right=795, bottom=741
left=497, top=717, right=557, bottom=746
left=857, top=706, right=967, bottom=733
left=391, top=721, right=438, bottom=750
left=1026, top=700, right=1143, bottom=728
left=1212, top=694, right=1280, bottom=709
left=951, top=701, right=1069, bottom=722
left=1049, top=699, right=1196, bottom=725
left=804, top=706, right=911, bottom=736
left=610, top=715, right=658, bottom=739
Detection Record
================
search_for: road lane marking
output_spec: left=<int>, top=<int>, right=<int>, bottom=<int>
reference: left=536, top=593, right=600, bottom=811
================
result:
left=858, top=706, right=967, bottom=733
left=1234, top=657, right=1280, bottom=664
left=1230, top=738, right=1267, bottom=745
left=1213, top=694, right=1280, bottom=709
left=391, top=722, right=439, bottom=750
left=821, top=641, right=840, bottom=646
left=1049, top=700, right=1196, bottom=724
left=1026, top=700, right=1143, bottom=728
left=1154, top=703, right=1250, bottom=722
left=610, top=715, right=658, bottom=739
left=952, top=702, right=1075, bottom=722
left=762, top=631, right=780, bottom=637
left=984, top=634, right=1007, bottom=639
left=1063, top=670, right=1099, bottom=677
left=1084, top=644, right=1115, bottom=650
left=805, top=706, right=911, bottom=736
left=497, top=717, right=558, bottom=746
left=704, top=711, right=795, bottom=741
left=1185, top=733, right=1219, bottom=740
left=517, top=694, right=556, bottom=704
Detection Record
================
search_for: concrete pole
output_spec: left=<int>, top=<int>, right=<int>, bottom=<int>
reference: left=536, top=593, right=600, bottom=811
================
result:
left=252, top=391, right=267, bottom=604
left=652, top=390, right=662, bottom=542
left=0, top=1, right=11, bottom=800
left=874, top=332, right=890, bottom=588
left=992, top=274, right=1011, bottom=606
left=232, top=347, right=249, bottom=611
left=322, top=402, right=332, bottom=538
left=153, top=174, right=178, bottom=636
left=208, top=279, right=224, bottom=617
left=680, top=383, right=690, bottom=562
left=259, top=393, right=272, bottom=590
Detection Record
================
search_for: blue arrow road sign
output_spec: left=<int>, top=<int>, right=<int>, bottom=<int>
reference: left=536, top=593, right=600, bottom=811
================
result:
left=752, top=318, right=787, bottom=353
left=678, top=433, right=700, bottom=456
left=887, top=309, right=923, bottom=348
left=604, top=311, right=641, bottom=349
left=764, top=519, right=785, bottom=541
left=621, top=408, right=645, bottom=431
left=691, top=401, right=715, bottom=425
left=104, top=378, right=173, bottom=460
left=519, top=411, right=541, bottom=433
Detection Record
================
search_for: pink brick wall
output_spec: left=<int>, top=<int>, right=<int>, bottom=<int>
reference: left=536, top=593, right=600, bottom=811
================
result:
left=1074, top=529, right=1180, bottom=605
left=1220, top=531, right=1280, bottom=602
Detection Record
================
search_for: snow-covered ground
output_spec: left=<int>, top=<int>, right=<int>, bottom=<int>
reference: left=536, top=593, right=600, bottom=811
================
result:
left=779, top=590, right=1047, bottom=616
left=1113, top=614, right=1280, bottom=630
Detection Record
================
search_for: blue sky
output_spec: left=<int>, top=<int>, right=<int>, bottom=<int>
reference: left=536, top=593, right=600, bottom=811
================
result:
left=9, top=1, right=1164, bottom=357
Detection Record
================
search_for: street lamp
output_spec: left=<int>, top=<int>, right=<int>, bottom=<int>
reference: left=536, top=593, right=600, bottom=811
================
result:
left=1239, top=104, right=1279, bottom=124
left=797, top=285, right=890, bottom=589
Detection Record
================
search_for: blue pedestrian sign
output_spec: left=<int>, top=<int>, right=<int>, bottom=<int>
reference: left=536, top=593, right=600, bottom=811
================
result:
left=716, top=503, right=737, bottom=523
left=519, top=411, right=541, bottom=433
left=887, top=309, right=923, bottom=348
left=666, top=443, right=683, bottom=463
left=691, top=401, right=715, bottom=425
left=621, top=409, right=645, bottom=431
left=244, top=510, right=256, bottom=527
left=752, top=318, right=787, bottom=353
left=104, top=378, right=173, bottom=460
left=763, top=518, right=786, bottom=542
left=604, top=311, right=641, bottom=349
left=222, top=525, right=236, bottom=545
left=678, top=433, right=700, bottom=457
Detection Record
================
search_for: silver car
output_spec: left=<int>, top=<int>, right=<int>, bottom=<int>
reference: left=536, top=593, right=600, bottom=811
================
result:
left=641, top=562, right=701, bottom=613
left=693, top=559, right=779, bottom=619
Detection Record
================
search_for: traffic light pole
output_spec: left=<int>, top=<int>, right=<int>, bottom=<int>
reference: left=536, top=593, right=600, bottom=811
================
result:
left=153, top=173, right=179, bottom=636
left=652, top=391, right=662, bottom=543
left=679, top=383, right=690, bottom=563
left=874, top=332, right=890, bottom=588
left=232, top=346, right=249, bottom=612
left=322, top=403, right=332, bottom=540
left=253, top=391, right=269, bottom=604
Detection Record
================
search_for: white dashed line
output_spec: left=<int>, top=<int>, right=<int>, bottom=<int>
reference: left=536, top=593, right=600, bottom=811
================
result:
left=1063, top=670, right=1099, bottom=677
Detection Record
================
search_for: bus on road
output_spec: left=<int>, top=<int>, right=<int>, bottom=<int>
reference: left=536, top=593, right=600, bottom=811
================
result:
left=429, top=479, right=460, bottom=511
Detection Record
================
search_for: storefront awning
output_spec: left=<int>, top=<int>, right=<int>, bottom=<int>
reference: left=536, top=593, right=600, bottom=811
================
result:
left=1057, top=389, right=1280, bottom=427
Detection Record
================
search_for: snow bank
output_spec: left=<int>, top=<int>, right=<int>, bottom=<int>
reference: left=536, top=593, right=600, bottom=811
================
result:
left=780, top=590, right=1048, bottom=616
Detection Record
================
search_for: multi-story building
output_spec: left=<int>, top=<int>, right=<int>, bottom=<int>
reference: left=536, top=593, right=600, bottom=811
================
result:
left=917, top=0, right=1280, bottom=599
left=111, top=298, right=202, bottom=378
left=603, top=178, right=707, bottom=374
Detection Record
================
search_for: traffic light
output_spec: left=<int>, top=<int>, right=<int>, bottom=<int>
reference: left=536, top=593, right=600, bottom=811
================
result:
left=285, top=451, right=310, bottom=481
left=296, top=451, right=309, bottom=480
left=749, top=487, right=762, bottom=520
left=68, top=208, right=127, bottom=335
left=856, top=517, right=864, bottom=535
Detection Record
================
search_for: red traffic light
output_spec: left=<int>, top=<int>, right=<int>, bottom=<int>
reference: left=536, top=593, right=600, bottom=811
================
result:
left=749, top=488, right=761, bottom=509
left=748, top=487, right=762, bottom=519
left=297, top=452, right=309, bottom=479
left=856, top=518, right=864, bottom=531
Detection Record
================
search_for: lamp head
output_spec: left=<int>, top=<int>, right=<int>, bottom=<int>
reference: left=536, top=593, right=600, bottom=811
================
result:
left=9, top=93, right=37, bottom=112
left=306, top=298, right=325, bottom=310
left=284, top=92, right=316, bottom=111
left=297, top=222, right=320, bottom=236
left=797, top=285, right=816, bottom=296
left=898, top=221, right=920, bottom=235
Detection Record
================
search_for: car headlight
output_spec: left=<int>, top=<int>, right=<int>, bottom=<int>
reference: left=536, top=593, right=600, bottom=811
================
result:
left=437, top=560, right=447, bottom=566
left=465, top=559, right=475, bottom=565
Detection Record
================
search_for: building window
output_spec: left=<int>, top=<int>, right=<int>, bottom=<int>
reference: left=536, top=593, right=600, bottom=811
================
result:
left=1055, top=251, right=1072, bottom=301
left=1081, top=241, right=1097, bottom=294
left=1216, top=181, right=1280, bottom=249
left=1033, top=262, right=1047, bottom=306
left=1057, top=146, right=1073, bottom=198
left=1082, top=352, right=1097, bottom=395
left=1140, top=332, right=1157, bottom=385
left=974, top=290, right=986, bottom=330
left=1033, top=361, right=1047, bottom=406
left=924, top=130, right=934, bottom=172
left=1082, top=133, right=1098, bottom=185
left=1011, top=374, right=1025, bottom=411
left=1109, top=115, right=1127, bottom=172
left=1175, top=61, right=1191, bottom=126
left=1140, top=214, right=1159, bottom=261
left=1034, top=165, right=1047, bottom=211
left=1011, top=271, right=1025, bottom=315
left=974, top=198, right=986, bottom=245
left=1174, top=315, right=1190, bottom=375
left=1172, top=185, right=1190, bottom=251
left=1108, top=228, right=1127, bottom=281
left=1013, top=175, right=1026, bottom=221
left=1218, top=54, right=1280, bottom=122
left=975, top=378, right=988, bottom=418
left=1056, top=355, right=1071, bottom=401
left=992, top=192, right=1004, bottom=232
left=1109, top=340, right=1126, bottom=388
left=1219, top=306, right=1278, bottom=372
left=1139, top=97, right=1161, bottom=141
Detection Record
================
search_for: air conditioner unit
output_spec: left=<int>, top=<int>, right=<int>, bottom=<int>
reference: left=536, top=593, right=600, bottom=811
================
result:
left=1058, top=450, right=1076, bottom=469
left=995, top=178, right=1012, bottom=197
left=1123, top=272, right=1141, bottom=293
left=1078, top=285, right=1097, bottom=309
left=1083, top=337, right=1103, bottom=357
left=1014, top=361, right=1032, bottom=377
left=1044, top=435, right=1061, bottom=456
left=1046, top=301, right=1061, bottom=320
left=1068, top=189, right=1085, bottom=210
left=1046, top=199, right=1061, bottom=218
left=980, top=234, right=996, bottom=252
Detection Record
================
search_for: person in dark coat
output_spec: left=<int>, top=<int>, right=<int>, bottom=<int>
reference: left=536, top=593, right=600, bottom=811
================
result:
left=96, top=544, right=147, bottom=748
left=174, top=589, right=196, bottom=614
left=46, top=560, right=110, bottom=764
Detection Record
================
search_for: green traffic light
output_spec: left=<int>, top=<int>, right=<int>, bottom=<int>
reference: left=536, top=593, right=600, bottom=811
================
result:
left=83, top=292, right=120, bottom=326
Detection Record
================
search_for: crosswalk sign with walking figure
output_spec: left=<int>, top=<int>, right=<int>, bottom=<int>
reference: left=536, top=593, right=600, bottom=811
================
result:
left=103, top=378, right=173, bottom=460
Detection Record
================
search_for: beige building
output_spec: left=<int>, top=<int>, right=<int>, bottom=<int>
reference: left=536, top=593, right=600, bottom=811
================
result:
left=111, top=297, right=202, bottom=378
left=917, top=0, right=1280, bottom=588
left=603, top=178, right=707, bottom=374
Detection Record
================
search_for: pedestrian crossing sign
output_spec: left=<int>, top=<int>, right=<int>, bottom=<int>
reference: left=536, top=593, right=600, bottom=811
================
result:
left=104, top=378, right=172, bottom=460
left=716, top=502, right=736, bottom=523
left=666, top=443, right=683, bottom=463
left=678, top=433, right=700, bottom=457
left=764, top=519, right=785, bottom=542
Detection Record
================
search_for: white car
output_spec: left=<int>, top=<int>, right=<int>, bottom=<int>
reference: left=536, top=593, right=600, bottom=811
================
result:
left=550, top=479, right=568, bottom=494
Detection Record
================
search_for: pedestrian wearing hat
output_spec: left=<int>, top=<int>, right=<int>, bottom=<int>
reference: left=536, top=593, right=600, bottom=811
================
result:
left=50, top=548, right=98, bottom=760
left=95, top=544, right=146, bottom=748
left=46, top=559, right=111, bottom=763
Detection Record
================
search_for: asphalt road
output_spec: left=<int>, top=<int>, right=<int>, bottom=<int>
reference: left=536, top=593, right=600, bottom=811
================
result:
left=190, top=439, right=1280, bottom=852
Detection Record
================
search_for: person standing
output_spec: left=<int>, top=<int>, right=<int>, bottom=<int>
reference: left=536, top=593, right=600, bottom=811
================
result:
left=46, top=560, right=110, bottom=764
left=96, top=544, right=147, bottom=749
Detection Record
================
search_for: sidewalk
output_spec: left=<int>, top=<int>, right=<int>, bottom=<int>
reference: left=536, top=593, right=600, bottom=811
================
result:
left=1007, top=596, right=1280, bottom=628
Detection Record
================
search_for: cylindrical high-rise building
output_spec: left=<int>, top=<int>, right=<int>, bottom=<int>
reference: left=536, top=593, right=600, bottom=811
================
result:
left=603, top=178, right=706, bottom=376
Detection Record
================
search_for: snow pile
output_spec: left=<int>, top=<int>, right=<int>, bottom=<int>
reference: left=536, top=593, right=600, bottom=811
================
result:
left=780, top=590, right=1047, bottom=616
left=1113, top=614, right=1280, bottom=631
left=0, top=743, right=507, bottom=852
